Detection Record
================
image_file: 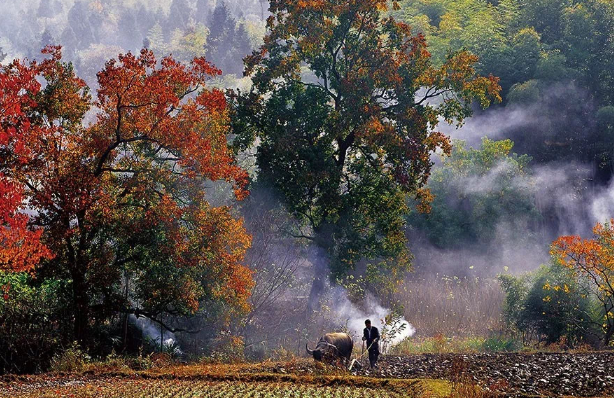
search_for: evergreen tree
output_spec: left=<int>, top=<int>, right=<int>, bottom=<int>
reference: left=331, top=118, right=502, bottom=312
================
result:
left=52, top=0, right=64, bottom=15
left=208, top=1, right=233, bottom=44
left=60, top=26, right=78, bottom=59
left=67, top=1, right=95, bottom=50
left=234, top=22, right=251, bottom=59
left=37, top=0, right=55, bottom=18
left=119, top=9, right=140, bottom=51
left=136, top=5, right=156, bottom=38
left=168, top=0, right=192, bottom=34
left=205, top=1, right=252, bottom=74
left=40, top=28, right=55, bottom=49
left=195, top=0, right=212, bottom=24
left=17, top=10, right=39, bottom=54
left=147, top=22, right=167, bottom=55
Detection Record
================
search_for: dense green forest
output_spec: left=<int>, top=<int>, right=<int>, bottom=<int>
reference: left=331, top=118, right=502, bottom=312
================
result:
left=393, top=0, right=614, bottom=167
left=1, top=0, right=614, bottom=375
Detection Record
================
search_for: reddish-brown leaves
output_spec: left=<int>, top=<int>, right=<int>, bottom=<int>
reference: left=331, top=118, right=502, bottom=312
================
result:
left=94, top=49, right=248, bottom=196
left=0, top=53, right=57, bottom=272
left=551, top=221, right=614, bottom=277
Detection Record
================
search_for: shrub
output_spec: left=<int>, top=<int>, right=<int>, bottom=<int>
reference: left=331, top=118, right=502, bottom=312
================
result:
left=85, top=349, right=154, bottom=372
left=205, top=333, right=246, bottom=363
left=49, top=342, right=91, bottom=373
left=0, top=272, right=71, bottom=373
left=499, top=263, right=599, bottom=347
left=481, top=335, right=521, bottom=352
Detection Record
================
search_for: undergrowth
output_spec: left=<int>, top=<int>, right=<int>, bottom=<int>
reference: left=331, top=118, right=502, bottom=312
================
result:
left=391, top=334, right=521, bottom=354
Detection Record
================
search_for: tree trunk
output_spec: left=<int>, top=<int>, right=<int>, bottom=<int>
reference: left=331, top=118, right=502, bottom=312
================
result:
left=122, top=274, right=129, bottom=351
left=306, top=246, right=329, bottom=314
left=72, top=267, right=90, bottom=346
left=604, top=324, right=614, bottom=347
left=305, top=223, right=337, bottom=315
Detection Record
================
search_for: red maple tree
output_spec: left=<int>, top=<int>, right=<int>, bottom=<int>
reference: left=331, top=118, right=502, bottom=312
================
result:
left=0, top=47, right=252, bottom=343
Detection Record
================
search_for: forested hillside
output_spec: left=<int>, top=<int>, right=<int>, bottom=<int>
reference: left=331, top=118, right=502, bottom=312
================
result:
left=393, top=0, right=613, bottom=165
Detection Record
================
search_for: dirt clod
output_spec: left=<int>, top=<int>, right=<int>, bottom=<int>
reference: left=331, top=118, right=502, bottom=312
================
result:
left=353, top=352, right=614, bottom=396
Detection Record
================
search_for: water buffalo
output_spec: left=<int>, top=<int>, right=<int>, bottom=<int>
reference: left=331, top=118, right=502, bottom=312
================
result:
left=306, top=332, right=353, bottom=362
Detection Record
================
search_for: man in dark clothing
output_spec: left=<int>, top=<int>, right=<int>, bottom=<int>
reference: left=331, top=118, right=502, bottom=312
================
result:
left=362, top=319, right=380, bottom=368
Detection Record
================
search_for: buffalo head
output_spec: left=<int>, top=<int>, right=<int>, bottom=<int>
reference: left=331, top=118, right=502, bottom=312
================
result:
left=306, top=332, right=353, bottom=362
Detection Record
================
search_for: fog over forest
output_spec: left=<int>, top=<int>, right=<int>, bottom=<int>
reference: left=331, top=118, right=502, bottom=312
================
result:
left=1, top=0, right=614, bottom=371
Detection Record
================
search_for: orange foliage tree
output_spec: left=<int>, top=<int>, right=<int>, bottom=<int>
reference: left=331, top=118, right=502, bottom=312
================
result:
left=0, top=47, right=251, bottom=344
left=551, top=220, right=614, bottom=345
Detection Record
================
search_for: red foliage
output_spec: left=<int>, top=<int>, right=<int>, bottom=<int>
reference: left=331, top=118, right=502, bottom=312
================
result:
left=0, top=54, right=54, bottom=272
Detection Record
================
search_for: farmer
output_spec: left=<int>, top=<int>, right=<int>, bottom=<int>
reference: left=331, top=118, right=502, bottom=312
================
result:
left=362, top=319, right=380, bottom=369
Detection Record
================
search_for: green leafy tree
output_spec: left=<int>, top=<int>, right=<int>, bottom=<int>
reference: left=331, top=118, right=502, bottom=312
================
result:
left=170, top=24, right=209, bottom=62
left=232, top=0, right=500, bottom=308
left=559, top=0, right=614, bottom=104
left=523, top=264, right=595, bottom=346
left=499, top=264, right=597, bottom=347
left=518, top=0, right=570, bottom=44
left=507, top=79, right=540, bottom=104
left=407, top=138, right=535, bottom=249
left=506, top=28, right=541, bottom=86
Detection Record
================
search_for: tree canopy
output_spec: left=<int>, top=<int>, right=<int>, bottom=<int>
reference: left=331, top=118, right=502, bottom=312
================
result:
left=232, top=0, right=501, bottom=304
left=408, top=138, right=535, bottom=249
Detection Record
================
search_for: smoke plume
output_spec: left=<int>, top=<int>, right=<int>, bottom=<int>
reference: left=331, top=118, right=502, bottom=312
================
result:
left=130, top=315, right=182, bottom=355
left=329, top=287, right=416, bottom=349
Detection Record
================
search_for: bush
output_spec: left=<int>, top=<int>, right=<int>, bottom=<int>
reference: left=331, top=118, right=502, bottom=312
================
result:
left=90, top=349, right=154, bottom=372
left=391, top=335, right=488, bottom=354
left=499, top=263, right=598, bottom=347
left=49, top=342, right=91, bottom=373
left=204, top=333, right=246, bottom=363
left=0, top=272, right=71, bottom=374
left=498, top=273, right=530, bottom=337
left=481, top=335, right=521, bottom=352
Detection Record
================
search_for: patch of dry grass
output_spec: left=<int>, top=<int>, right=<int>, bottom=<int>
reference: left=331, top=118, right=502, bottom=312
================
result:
left=0, top=360, right=456, bottom=398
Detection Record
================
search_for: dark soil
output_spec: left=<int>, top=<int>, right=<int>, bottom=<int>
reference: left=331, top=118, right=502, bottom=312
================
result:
left=354, top=352, right=614, bottom=397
